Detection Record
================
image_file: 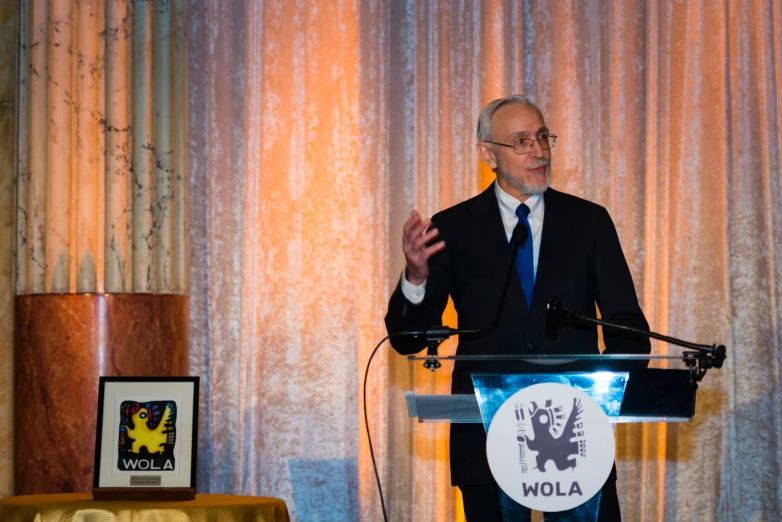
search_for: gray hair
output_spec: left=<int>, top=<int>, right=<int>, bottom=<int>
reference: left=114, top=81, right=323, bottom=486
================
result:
left=476, top=95, right=545, bottom=142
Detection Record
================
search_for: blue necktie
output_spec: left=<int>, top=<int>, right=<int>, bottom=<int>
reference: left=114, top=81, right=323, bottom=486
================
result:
left=515, top=204, right=534, bottom=308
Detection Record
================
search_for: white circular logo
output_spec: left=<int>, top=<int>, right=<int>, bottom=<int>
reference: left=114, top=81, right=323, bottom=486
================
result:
left=485, top=383, right=615, bottom=512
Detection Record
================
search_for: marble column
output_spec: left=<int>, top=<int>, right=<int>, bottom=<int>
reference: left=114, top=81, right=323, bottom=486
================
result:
left=13, top=0, right=188, bottom=494
left=16, top=0, right=187, bottom=295
left=15, top=294, right=188, bottom=494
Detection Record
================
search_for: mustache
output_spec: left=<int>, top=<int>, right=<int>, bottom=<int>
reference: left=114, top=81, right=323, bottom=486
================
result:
left=526, top=161, right=550, bottom=169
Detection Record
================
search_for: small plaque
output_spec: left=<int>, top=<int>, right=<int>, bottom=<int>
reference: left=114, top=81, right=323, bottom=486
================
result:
left=130, top=476, right=162, bottom=486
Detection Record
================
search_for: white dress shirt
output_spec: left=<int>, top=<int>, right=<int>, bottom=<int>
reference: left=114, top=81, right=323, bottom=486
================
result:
left=401, top=184, right=546, bottom=304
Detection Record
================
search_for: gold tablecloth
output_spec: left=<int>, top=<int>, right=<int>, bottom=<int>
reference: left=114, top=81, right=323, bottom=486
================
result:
left=0, top=493, right=291, bottom=522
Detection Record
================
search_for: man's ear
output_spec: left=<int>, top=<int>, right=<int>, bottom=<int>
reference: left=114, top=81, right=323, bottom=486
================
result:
left=476, top=141, right=498, bottom=170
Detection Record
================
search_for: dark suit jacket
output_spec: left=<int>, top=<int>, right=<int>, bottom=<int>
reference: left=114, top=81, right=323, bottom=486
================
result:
left=385, top=183, right=651, bottom=486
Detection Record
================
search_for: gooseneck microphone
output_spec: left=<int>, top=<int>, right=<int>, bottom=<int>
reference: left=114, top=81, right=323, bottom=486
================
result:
left=396, top=221, right=529, bottom=369
left=545, top=296, right=566, bottom=341
left=511, top=219, right=528, bottom=243
left=482, top=222, right=528, bottom=336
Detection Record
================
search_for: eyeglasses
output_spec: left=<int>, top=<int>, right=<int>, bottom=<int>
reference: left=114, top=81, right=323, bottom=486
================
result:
left=485, top=134, right=557, bottom=155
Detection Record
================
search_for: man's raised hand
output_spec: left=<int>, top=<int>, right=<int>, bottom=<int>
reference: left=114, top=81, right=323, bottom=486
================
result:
left=402, top=210, right=446, bottom=286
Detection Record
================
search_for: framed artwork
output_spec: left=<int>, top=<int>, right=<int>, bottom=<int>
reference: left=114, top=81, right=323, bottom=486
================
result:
left=93, top=376, right=199, bottom=499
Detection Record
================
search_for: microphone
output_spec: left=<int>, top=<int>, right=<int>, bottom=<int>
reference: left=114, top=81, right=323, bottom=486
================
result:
left=511, top=221, right=528, bottom=245
left=482, top=222, right=527, bottom=336
left=396, top=222, right=529, bottom=370
left=545, top=296, right=565, bottom=340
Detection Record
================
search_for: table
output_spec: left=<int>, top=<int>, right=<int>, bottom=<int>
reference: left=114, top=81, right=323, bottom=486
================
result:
left=0, top=493, right=291, bottom=521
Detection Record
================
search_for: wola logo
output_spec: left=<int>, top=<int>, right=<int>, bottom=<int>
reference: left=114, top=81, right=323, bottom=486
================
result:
left=516, top=397, right=586, bottom=473
left=117, top=400, right=177, bottom=472
left=487, top=383, right=615, bottom=512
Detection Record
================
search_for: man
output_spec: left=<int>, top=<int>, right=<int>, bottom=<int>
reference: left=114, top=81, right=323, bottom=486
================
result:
left=385, top=95, right=651, bottom=521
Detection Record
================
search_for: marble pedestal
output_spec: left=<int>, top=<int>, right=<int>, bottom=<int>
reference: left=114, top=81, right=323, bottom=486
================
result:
left=14, top=294, right=188, bottom=494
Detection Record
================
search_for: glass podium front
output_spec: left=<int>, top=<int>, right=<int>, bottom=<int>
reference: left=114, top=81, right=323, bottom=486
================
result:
left=403, top=354, right=698, bottom=521
left=405, top=354, right=697, bottom=425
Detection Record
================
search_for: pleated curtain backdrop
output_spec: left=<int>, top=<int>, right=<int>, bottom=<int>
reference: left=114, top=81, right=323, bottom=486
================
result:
left=1, top=0, right=780, bottom=520
left=186, top=1, right=782, bottom=520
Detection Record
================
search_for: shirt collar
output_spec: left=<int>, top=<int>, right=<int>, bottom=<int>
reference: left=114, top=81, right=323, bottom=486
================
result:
left=494, top=182, right=544, bottom=220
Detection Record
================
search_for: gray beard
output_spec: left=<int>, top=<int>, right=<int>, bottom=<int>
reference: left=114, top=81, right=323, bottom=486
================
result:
left=497, top=166, right=551, bottom=195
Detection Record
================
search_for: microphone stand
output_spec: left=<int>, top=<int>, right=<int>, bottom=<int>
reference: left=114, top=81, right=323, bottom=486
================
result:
left=546, top=297, right=727, bottom=384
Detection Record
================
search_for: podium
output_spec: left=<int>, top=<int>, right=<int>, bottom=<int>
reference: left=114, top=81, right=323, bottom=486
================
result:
left=404, top=353, right=707, bottom=521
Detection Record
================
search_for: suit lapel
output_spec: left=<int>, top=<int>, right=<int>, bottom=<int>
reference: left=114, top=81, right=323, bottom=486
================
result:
left=467, top=182, right=512, bottom=258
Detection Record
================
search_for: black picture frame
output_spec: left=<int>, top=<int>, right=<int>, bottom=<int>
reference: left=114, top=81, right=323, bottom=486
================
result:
left=93, top=376, right=199, bottom=499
